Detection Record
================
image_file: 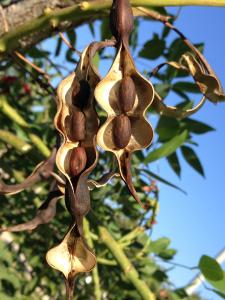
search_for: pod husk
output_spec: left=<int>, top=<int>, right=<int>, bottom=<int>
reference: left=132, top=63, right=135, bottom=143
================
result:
left=95, top=45, right=154, bottom=208
left=46, top=223, right=96, bottom=298
left=48, top=44, right=101, bottom=296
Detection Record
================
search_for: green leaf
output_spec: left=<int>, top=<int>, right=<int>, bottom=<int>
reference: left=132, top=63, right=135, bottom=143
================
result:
left=88, top=22, right=95, bottom=37
left=156, top=116, right=180, bottom=141
left=145, top=131, right=188, bottom=163
left=55, top=37, right=62, bottom=57
left=173, top=81, right=200, bottom=94
left=207, top=273, right=225, bottom=294
left=181, top=146, right=205, bottom=177
left=199, top=255, right=224, bottom=281
left=167, top=152, right=181, bottom=177
left=167, top=38, right=189, bottom=61
left=182, top=118, right=215, bottom=134
left=140, top=169, right=186, bottom=194
left=149, top=238, right=170, bottom=254
left=154, top=83, right=171, bottom=98
left=139, top=34, right=165, bottom=60
left=100, top=18, right=111, bottom=41
left=158, top=248, right=177, bottom=260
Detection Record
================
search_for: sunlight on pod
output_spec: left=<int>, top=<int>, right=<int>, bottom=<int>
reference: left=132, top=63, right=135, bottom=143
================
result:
left=95, top=44, right=154, bottom=208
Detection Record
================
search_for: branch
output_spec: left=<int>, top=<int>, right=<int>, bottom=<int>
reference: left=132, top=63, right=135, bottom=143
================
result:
left=0, top=0, right=224, bottom=54
left=83, top=219, right=102, bottom=300
left=99, top=226, right=156, bottom=300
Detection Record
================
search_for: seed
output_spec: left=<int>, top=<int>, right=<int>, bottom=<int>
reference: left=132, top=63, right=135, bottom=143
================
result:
left=119, top=76, right=136, bottom=113
left=65, top=109, right=86, bottom=142
left=69, top=147, right=87, bottom=177
left=113, top=115, right=131, bottom=149
left=72, top=80, right=91, bottom=109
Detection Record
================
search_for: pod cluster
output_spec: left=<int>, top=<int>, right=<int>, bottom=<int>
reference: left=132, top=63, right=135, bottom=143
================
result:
left=46, top=45, right=100, bottom=291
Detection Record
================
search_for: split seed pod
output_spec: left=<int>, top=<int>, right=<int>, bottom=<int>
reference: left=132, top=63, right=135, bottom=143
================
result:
left=47, top=44, right=101, bottom=295
left=95, top=45, right=154, bottom=208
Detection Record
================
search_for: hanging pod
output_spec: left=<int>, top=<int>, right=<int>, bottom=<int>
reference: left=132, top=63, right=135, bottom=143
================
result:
left=47, top=44, right=101, bottom=295
left=95, top=45, right=154, bottom=208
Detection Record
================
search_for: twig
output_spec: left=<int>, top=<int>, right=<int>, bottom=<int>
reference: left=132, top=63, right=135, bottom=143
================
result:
left=14, top=50, right=51, bottom=82
left=59, top=32, right=81, bottom=56
left=156, top=258, right=198, bottom=271
left=10, top=53, right=56, bottom=95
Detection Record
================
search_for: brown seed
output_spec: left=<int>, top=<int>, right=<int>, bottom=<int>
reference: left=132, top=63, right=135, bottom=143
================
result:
left=110, top=0, right=134, bottom=47
left=65, top=109, right=86, bottom=142
left=113, top=115, right=131, bottom=149
left=119, top=76, right=136, bottom=113
left=69, top=147, right=87, bottom=177
left=72, top=79, right=91, bottom=109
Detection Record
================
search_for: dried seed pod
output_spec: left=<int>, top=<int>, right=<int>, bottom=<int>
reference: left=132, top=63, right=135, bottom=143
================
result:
left=69, top=147, right=87, bottom=177
left=119, top=76, right=136, bottom=112
left=72, top=79, right=91, bottom=109
left=65, top=109, right=86, bottom=142
left=113, top=115, right=131, bottom=149
left=95, top=45, right=154, bottom=207
left=110, top=0, right=134, bottom=47
left=46, top=224, right=96, bottom=299
left=54, top=45, right=100, bottom=228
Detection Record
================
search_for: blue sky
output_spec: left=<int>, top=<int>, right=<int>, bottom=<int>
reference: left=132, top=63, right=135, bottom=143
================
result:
left=150, top=7, right=225, bottom=300
left=44, top=6, right=225, bottom=299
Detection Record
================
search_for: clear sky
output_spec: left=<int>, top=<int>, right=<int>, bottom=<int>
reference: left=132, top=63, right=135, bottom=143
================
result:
left=149, top=7, right=225, bottom=300
left=44, top=6, right=225, bottom=299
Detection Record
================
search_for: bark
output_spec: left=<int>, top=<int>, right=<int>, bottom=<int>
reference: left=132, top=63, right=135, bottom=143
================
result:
left=0, top=0, right=99, bottom=53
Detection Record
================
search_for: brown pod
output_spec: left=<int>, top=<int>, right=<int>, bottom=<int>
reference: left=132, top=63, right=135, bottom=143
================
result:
left=66, top=109, right=86, bottom=142
left=110, top=0, right=134, bottom=46
left=69, top=147, right=87, bottom=177
left=119, top=76, right=136, bottom=113
left=113, top=115, right=131, bottom=149
left=72, top=79, right=91, bottom=110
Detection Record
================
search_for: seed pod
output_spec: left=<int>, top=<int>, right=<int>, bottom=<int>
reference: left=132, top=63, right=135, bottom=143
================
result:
left=119, top=76, right=136, bottom=112
left=72, top=80, right=91, bottom=109
left=110, top=0, right=134, bottom=47
left=113, top=115, right=131, bottom=149
left=69, top=147, right=87, bottom=177
left=65, top=109, right=86, bottom=142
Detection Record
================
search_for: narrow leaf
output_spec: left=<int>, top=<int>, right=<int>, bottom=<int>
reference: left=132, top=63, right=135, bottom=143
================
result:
left=140, top=169, right=186, bottom=194
left=167, top=152, right=181, bottom=177
left=139, top=34, right=165, bottom=60
left=182, top=118, right=215, bottom=134
left=181, top=145, right=205, bottom=177
left=145, top=131, right=188, bottom=163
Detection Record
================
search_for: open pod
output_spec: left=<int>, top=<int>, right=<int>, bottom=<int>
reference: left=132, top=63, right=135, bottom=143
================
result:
left=95, top=45, right=154, bottom=208
left=47, top=44, right=104, bottom=298
left=54, top=44, right=100, bottom=231
left=46, top=223, right=96, bottom=299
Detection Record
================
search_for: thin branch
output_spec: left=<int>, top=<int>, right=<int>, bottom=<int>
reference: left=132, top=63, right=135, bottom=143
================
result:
left=14, top=50, right=51, bottom=82
left=59, top=32, right=81, bottom=56
left=10, top=52, right=56, bottom=95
